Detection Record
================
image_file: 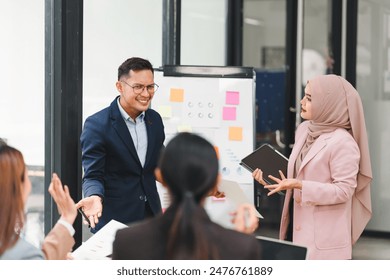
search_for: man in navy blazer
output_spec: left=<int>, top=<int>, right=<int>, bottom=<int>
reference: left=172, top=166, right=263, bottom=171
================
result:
left=77, top=57, right=165, bottom=233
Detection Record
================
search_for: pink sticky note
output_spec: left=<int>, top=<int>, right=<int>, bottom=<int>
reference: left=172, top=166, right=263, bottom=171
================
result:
left=226, top=91, right=239, bottom=105
left=223, top=107, right=236, bottom=120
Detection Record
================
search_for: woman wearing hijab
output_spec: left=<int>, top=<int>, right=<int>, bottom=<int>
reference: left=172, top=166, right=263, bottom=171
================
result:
left=0, top=144, right=77, bottom=260
left=112, top=132, right=261, bottom=260
left=253, top=74, right=372, bottom=260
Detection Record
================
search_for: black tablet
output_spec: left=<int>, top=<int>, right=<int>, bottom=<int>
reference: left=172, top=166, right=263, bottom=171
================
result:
left=240, top=143, right=288, bottom=185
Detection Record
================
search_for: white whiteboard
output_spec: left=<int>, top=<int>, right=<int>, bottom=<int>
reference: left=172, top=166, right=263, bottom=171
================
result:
left=151, top=67, right=256, bottom=219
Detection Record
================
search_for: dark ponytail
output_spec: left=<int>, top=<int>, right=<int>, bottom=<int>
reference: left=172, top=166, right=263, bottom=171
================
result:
left=158, top=132, right=219, bottom=259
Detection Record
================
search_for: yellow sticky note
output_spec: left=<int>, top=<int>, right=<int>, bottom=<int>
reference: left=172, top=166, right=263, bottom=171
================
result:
left=228, top=127, right=243, bottom=141
left=170, top=88, right=184, bottom=102
left=157, top=105, right=172, bottom=118
left=177, top=124, right=192, bottom=132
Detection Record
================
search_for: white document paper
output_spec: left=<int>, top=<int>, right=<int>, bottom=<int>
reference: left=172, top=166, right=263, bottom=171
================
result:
left=71, top=219, right=128, bottom=260
left=219, top=179, right=263, bottom=219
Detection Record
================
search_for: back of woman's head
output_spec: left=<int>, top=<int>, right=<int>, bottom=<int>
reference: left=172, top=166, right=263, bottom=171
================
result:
left=158, top=132, right=219, bottom=203
left=0, top=145, right=26, bottom=255
left=158, top=132, right=219, bottom=259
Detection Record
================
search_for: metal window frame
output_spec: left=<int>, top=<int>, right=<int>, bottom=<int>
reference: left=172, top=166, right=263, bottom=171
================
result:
left=226, top=0, right=243, bottom=66
left=44, top=0, right=83, bottom=249
left=162, top=0, right=181, bottom=65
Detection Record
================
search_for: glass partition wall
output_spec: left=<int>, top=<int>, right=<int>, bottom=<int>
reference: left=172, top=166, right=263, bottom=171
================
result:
left=356, top=0, right=390, bottom=233
left=0, top=0, right=45, bottom=248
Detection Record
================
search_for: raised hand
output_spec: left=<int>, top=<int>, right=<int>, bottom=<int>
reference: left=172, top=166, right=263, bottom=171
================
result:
left=48, top=173, right=77, bottom=225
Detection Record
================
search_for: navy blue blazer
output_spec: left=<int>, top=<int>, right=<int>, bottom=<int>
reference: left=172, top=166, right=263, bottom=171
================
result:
left=80, top=96, right=165, bottom=232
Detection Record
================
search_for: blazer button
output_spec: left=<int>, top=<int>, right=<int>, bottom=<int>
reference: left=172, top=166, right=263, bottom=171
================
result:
left=139, top=195, right=144, bottom=201
left=295, top=225, right=301, bottom=231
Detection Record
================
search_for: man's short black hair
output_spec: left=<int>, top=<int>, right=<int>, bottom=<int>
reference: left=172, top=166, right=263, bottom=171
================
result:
left=118, top=57, right=154, bottom=80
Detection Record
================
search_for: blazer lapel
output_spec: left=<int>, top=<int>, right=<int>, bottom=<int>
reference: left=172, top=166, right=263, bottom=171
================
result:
left=143, top=110, right=155, bottom=167
left=287, top=127, right=306, bottom=178
left=289, top=123, right=332, bottom=177
left=297, top=133, right=332, bottom=175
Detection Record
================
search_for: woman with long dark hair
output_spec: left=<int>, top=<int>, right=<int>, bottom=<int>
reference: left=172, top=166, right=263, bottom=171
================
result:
left=112, top=132, right=261, bottom=259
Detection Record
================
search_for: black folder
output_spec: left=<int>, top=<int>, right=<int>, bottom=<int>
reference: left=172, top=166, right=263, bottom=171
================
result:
left=240, top=143, right=288, bottom=185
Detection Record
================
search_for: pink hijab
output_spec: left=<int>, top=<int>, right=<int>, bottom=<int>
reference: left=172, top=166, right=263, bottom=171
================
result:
left=303, top=74, right=373, bottom=244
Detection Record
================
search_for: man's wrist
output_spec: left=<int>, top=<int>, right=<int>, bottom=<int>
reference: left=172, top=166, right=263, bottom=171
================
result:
left=91, top=194, right=103, bottom=203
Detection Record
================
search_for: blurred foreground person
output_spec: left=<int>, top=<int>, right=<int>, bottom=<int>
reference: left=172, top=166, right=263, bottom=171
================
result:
left=0, top=145, right=77, bottom=260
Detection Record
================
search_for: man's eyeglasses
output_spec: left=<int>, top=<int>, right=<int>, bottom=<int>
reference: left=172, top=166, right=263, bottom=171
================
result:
left=121, top=80, right=159, bottom=94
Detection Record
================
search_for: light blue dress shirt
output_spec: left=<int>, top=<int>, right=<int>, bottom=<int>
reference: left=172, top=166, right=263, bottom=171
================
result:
left=117, top=98, right=148, bottom=167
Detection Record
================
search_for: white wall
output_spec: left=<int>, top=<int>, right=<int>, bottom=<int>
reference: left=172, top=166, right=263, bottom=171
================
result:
left=83, top=0, right=163, bottom=121
left=0, top=0, right=45, bottom=166
left=181, top=0, right=227, bottom=65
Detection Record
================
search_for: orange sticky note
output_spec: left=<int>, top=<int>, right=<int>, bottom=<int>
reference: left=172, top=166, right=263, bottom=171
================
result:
left=228, top=127, right=243, bottom=141
left=214, top=146, right=219, bottom=159
left=170, top=88, right=184, bottom=102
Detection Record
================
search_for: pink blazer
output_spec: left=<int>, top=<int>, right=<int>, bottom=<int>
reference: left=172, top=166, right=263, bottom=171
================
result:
left=280, top=121, right=360, bottom=260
